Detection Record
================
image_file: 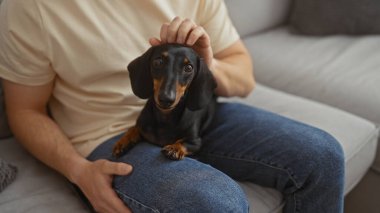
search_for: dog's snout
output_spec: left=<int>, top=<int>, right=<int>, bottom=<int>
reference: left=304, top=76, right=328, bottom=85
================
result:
left=158, top=90, right=176, bottom=108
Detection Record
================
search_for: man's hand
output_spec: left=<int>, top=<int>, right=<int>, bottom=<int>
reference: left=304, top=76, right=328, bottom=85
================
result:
left=72, top=159, right=133, bottom=213
left=149, top=16, right=213, bottom=67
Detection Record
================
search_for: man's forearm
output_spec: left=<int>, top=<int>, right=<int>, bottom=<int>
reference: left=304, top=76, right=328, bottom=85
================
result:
left=8, top=109, right=87, bottom=182
left=211, top=53, right=254, bottom=97
left=211, top=41, right=255, bottom=97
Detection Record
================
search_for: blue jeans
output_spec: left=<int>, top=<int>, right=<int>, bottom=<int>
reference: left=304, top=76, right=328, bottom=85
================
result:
left=86, top=103, right=345, bottom=213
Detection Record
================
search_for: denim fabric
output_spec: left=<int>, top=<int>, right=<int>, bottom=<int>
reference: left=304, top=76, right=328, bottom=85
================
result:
left=86, top=102, right=345, bottom=213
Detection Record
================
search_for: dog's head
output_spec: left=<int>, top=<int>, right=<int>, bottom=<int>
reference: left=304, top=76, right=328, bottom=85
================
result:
left=128, top=44, right=217, bottom=111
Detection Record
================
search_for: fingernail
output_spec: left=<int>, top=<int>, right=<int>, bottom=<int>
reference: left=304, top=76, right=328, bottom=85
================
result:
left=124, top=165, right=133, bottom=173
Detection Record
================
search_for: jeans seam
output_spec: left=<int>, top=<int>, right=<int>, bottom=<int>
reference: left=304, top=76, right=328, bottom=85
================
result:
left=199, top=152, right=303, bottom=189
left=115, top=188, right=160, bottom=213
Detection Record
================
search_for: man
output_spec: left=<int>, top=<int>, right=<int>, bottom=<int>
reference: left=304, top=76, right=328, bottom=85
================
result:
left=0, top=0, right=344, bottom=212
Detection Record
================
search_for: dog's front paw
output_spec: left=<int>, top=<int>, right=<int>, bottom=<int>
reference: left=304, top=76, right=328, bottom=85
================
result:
left=112, top=142, right=127, bottom=158
left=162, top=143, right=188, bottom=160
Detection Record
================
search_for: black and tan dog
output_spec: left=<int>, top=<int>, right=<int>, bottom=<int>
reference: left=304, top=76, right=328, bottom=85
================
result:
left=112, top=44, right=217, bottom=160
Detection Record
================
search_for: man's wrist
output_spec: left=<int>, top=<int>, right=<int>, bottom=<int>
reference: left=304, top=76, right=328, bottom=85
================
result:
left=65, top=156, right=90, bottom=184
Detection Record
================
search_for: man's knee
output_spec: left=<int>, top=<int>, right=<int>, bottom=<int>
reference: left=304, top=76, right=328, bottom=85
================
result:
left=166, top=172, right=249, bottom=213
left=297, top=128, right=345, bottom=188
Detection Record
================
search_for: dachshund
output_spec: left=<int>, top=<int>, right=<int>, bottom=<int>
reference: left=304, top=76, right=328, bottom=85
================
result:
left=112, top=44, right=217, bottom=160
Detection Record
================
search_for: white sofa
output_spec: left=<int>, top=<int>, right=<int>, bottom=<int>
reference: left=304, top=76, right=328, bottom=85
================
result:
left=1, top=0, right=379, bottom=212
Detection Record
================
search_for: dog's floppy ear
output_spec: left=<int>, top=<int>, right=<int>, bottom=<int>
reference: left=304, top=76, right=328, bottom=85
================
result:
left=186, top=58, right=217, bottom=111
left=127, top=47, right=154, bottom=99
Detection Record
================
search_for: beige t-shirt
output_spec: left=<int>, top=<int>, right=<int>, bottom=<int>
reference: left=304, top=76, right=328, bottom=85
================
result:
left=0, top=0, right=240, bottom=157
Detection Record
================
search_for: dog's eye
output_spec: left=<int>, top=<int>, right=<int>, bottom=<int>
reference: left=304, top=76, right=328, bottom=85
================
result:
left=152, top=58, right=164, bottom=68
left=183, top=64, right=193, bottom=73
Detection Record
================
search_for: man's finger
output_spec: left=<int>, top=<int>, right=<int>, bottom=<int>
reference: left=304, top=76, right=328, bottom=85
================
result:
left=177, top=18, right=196, bottom=44
left=167, top=16, right=182, bottom=43
left=160, top=23, right=169, bottom=44
left=98, top=160, right=133, bottom=176
left=149, top=37, right=161, bottom=46
left=186, top=26, right=206, bottom=46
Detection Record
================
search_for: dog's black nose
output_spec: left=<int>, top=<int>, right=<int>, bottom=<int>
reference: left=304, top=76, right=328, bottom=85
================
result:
left=158, top=91, right=176, bottom=109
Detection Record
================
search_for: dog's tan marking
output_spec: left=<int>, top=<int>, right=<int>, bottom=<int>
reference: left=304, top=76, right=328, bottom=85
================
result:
left=162, top=51, right=169, bottom=58
left=153, top=78, right=163, bottom=107
left=112, top=126, right=141, bottom=157
left=183, top=57, right=189, bottom=64
left=153, top=79, right=162, bottom=92
left=175, top=82, right=187, bottom=104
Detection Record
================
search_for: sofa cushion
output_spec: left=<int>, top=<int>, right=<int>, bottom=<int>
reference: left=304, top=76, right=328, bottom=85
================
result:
left=244, top=27, right=380, bottom=127
left=289, top=0, right=380, bottom=35
left=0, top=84, right=378, bottom=213
left=224, top=0, right=291, bottom=37
left=0, top=138, right=89, bottom=213
left=244, top=27, right=380, bottom=170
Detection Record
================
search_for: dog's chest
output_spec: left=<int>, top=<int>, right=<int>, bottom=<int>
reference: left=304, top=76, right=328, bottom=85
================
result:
left=139, top=124, right=183, bottom=147
left=138, top=105, right=199, bottom=146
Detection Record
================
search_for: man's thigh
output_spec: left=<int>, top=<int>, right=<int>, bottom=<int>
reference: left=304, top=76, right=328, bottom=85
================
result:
left=87, top=135, right=248, bottom=212
left=198, top=102, right=343, bottom=192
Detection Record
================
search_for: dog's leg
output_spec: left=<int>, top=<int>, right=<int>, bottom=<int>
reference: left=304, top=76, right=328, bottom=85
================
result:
left=112, top=126, right=141, bottom=157
left=182, top=138, right=202, bottom=154
left=162, top=138, right=202, bottom=160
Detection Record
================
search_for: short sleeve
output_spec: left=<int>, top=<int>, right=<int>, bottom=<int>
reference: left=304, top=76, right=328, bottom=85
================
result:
left=0, top=0, right=55, bottom=86
left=198, top=0, right=240, bottom=54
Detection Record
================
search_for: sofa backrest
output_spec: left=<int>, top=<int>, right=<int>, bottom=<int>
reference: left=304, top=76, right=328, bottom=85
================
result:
left=224, top=0, right=292, bottom=37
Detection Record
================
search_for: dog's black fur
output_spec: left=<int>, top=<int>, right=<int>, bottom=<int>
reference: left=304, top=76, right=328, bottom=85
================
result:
left=112, top=44, right=217, bottom=160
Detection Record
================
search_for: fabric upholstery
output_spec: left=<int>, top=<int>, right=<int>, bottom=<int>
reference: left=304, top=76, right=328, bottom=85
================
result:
left=289, top=0, right=380, bottom=35
left=224, top=0, right=291, bottom=37
left=244, top=27, right=380, bottom=126
left=0, top=158, right=17, bottom=192
left=0, top=138, right=88, bottom=213
left=244, top=27, right=380, bottom=171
